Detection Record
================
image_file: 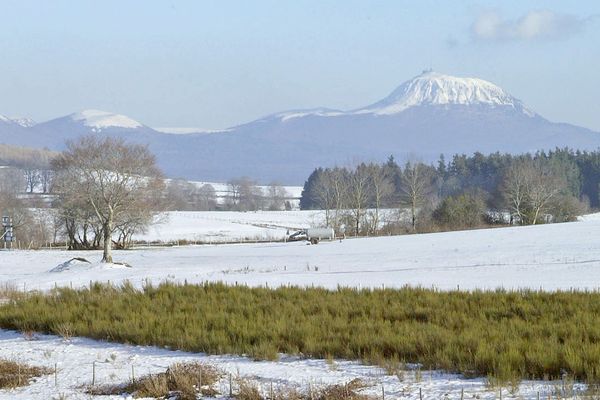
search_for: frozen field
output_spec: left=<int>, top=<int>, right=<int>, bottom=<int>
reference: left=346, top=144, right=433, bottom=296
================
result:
left=0, top=329, right=570, bottom=400
left=1, top=213, right=600, bottom=291
left=134, top=210, right=327, bottom=243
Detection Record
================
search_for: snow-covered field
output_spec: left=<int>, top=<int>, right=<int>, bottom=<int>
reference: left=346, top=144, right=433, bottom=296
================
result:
left=135, top=210, right=325, bottom=243
left=2, top=214, right=600, bottom=398
left=1, top=213, right=600, bottom=292
left=0, top=329, right=578, bottom=400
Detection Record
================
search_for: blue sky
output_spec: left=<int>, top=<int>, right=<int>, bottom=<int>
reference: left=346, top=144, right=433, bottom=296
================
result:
left=0, top=0, right=598, bottom=130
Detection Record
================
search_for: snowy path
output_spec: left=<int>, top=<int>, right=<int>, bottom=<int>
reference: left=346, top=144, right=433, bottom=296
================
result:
left=0, top=330, right=576, bottom=399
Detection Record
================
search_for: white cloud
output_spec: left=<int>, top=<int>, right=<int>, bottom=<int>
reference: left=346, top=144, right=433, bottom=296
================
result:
left=472, top=10, right=595, bottom=41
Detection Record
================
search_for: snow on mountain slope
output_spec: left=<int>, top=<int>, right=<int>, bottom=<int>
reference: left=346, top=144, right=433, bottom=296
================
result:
left=69, top=109, right=143, bottom=130
left=256, top=108, right=344, bottom=123
left=355, top=70, right=536, bottom=116
left=0, top=115, right=36, bottom=127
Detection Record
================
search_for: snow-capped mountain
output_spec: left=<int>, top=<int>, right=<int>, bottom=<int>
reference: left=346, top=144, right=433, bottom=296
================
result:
left=0, top=71, right=599, bottom=183
left=353, top=70, right=536, bottom=117
left=242, top=71, right=536, bottom=122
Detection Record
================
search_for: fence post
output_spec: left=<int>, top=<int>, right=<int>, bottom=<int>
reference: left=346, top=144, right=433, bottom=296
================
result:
left=381, top=384, right=385, bottom=400
left=92, top=361, right=96, bottom=386
left=270, top=380, right=274, bottom=399
left=229, top=373, right=233, bottom=396
left=499, top=388, right=502, bottom=400
left=131, top=364, right=135, bottom=384
left=460, top=387, right=464, bottom=400
left=419, top=387, right=422, bottom=400
left=54, top=363, right=57, bottom=387
left=199, top=368, right=202, bottom=391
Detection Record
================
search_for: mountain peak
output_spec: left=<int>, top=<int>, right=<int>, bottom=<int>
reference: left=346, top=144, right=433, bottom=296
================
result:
left=355, top=71, right=536, bottom=117
left=69, top=109, right=143, bottom=130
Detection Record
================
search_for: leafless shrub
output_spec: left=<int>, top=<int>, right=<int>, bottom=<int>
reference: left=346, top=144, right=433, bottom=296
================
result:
left=0, top=359, right=51, bottom=389
left=316, top=378, right=374, bottom=400
left=86, top=361, right=222, bottom=399
left=235, top=378, right=263, bottom=400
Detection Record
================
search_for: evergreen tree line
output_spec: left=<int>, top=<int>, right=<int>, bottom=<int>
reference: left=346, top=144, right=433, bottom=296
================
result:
left=300, top=148, right=596, bottom=235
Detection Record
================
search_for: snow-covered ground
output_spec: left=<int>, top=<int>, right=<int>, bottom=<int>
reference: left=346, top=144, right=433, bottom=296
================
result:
left=1, top=214, right=600, bottom=291
left=0, top=329, right=579, bottom=399
left=135, top=210, right=324, bottom=243
left=2, top=216, right=600, bottom=398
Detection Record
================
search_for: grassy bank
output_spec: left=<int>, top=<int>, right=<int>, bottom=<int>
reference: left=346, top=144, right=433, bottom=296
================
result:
left=1, top=282, right=600, bottom=384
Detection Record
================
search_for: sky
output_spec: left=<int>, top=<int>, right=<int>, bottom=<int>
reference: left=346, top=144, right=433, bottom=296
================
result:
left=0, top=0, right=598, bottom=131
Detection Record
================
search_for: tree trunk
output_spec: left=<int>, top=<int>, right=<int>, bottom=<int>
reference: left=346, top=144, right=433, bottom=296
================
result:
left=102, top=213, right=113, bottom=263
left=373, top=205, right=380, bottom=234
left=411, top=201, right=417, bottom=231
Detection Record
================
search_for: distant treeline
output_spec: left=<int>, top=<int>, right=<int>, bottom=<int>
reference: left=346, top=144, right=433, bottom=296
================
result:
left=0, top=143, right=56, bottom=169
left=0, top=143, right=57, bottom=193
left=300, top=148, right=598, bottom=234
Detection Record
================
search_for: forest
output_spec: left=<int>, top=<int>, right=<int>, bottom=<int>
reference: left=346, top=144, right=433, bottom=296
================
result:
left=300, top=148, right=600, bottom=234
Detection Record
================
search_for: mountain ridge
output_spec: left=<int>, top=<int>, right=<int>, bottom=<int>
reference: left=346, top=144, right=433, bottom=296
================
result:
left=0, top=71, right=599, bottom=184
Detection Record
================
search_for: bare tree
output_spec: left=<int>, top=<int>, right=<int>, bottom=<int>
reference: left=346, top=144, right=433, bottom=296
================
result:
left=52, top=136, right=164, bottom=263
left=0, top=167, right=55, bottom=248
left=266, top=182, right=289, bottom=211
left=238, top=177, right=264, bottom=211
left=166, top=179, right=197, bottom=211
left=503, top=158, right=567, bottom=225
left=226, top=179, right=243, bottom=209
left=365, top=163, right=394, bottom=234
left=0, top=168, right=28, bottom=240
left=347, top=164, right=372, bottom=236
left=40, top=169, right=54, bottom=193
left=226, top=177, right=263, bottom=211
left=310, top=170, right=335, bottom=227
left=503, top=161, right=528, bottom=224
left=330, top=167, right=349, bottom=231
left=54, top=191, right=102, bottom=250
left=399, top=162, right=436, bottom=231
left=196, top=184, right=217, bottom=211
left=24, top=168, right=39, bottom=193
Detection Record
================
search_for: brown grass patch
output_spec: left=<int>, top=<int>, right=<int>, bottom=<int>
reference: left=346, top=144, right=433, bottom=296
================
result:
left=315, top=378, right=374, bottom=400
left=235, top=378, right=374, bottom=400
left=0, top=359, right=51, bottom=389
left=86, top=361, right=222, bottom=399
